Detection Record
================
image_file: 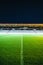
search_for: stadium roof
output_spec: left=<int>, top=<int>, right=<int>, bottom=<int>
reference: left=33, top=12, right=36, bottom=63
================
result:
left=0, top=24, right=43, bottom=27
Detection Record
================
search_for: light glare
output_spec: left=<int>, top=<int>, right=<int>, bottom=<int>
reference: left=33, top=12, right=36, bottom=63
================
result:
left=0, top=30, right=43, bottom=35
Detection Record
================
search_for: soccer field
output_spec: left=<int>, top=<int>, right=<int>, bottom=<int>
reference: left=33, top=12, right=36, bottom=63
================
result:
left=23, top=35, right=43, bottom=65
left=0, top=34, right=43, bottom=65
left=0, top=35, right=21, bottom=65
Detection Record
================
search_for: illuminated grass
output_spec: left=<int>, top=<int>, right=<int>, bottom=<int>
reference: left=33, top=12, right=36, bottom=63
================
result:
left=0, top=35, right=21, bottom=65
left=0, top=34, right=43, bottom=65
left=23, top=35, right=43, bottom=65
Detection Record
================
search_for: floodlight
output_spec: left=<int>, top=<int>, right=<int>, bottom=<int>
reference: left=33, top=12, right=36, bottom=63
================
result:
left=0, top=30, right=43, bottom=36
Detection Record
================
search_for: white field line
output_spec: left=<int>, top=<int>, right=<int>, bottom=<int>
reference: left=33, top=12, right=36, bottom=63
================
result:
left=21, top=34, right=24, bottom=65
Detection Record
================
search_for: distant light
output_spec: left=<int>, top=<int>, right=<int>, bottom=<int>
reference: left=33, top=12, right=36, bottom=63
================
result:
left=0, top=30, right=43, bottom=36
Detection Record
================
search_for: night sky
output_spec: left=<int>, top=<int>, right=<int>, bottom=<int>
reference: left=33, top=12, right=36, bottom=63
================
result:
left=0, top=0, right=43, bottom=23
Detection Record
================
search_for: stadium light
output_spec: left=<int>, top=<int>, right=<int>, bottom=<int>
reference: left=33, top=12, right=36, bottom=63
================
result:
left=0, top=30, right=43, bottom=36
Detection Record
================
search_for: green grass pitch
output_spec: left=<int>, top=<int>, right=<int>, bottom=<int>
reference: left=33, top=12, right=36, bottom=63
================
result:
left=0, top=35, right=21, bottom=65
left=0, top=34, right=43, bottom=65
left=23, top=35, right=43, bottom=65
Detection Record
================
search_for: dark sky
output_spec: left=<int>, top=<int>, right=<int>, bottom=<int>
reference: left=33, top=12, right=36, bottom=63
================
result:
left=0, top=0, right=43, bottom=23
